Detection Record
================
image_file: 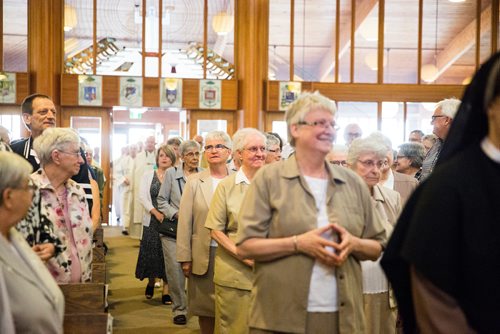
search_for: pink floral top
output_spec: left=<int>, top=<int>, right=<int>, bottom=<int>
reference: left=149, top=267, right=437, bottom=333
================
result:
left=31, top=169, right=93, bottom=283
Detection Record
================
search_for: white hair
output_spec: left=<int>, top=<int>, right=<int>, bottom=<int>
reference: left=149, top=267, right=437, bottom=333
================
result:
left=179, top=140, right=200, bottom=156
left=232, top=128, right=266, bottom=152
left=0, top=151, right=33, bottom=206
left=285, top=91, right=336, bottom=147
left=435, top=98, right=461, bottom=119
left=205, top=131, right=232, bottom=150
left=347, top=136, right=389, bottom=166
left=33, top=127, right=80, bottom=166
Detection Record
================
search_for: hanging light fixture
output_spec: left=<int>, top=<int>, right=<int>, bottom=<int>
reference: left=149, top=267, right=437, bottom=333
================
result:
left=64, top=4, right=78, bottom=32
left=212, top=1, right=234, bottom=35
left=359, top=17, right=378, bottom=42
left=421, top=0, right=439, bottom=83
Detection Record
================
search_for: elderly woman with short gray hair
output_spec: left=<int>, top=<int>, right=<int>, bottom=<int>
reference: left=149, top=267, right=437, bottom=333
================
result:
left=395, top=142, right=425, bottom=178
left=205, top=127, right=267, bottom=334
left=177, top=130, right=233, bottom=334
left=158, top=139, right=202, bottom=325
left=0, top=151, right=65, bottom=333
left=347, top=134, right=402, bottom=334
left=236, top=92, right=386, bottom=334
left=17, top=127, right=93, bottom=283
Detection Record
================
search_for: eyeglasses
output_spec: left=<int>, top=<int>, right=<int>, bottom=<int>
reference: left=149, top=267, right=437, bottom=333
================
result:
left=184, top=151, right=200, bottom=158
left=396, top=155, right=408, bottom=159
left=58, top=150, right=81, bottom=158
left=267, top=148, right=281, bottom=153
left=357, top=159, right=388, bottom=169
left=329, top=160, right=347, bottom=167
left=204, top=144, right=228, bottom=151
left=16, top=179, right=36, bottom=193
left=431, top=115, right=448, bottom=122
left=297, top=120, right=340, bottom=131
left=244, top=146, right=266, bottom=153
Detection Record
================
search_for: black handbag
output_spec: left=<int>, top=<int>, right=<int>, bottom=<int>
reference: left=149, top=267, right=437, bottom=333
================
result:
left=158, top=217, right=177, bottom=239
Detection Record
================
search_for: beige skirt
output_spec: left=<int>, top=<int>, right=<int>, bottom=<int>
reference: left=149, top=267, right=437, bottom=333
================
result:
left=187, top=246, right=216, bottom=317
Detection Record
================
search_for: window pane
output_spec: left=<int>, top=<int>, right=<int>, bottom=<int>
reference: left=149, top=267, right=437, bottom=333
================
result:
left=381, top=102, right=404, bottom=147
left=3, top=0, right=28, bottom=72
left=354, top=6, right=378, bottom=83
left=269, top=0, right=291, bottom=81
left=162, top=0, right=204, bottom=79
left=336, top=102, right=377, bottom=146
left=293, top=0, right=335, bottom=82
left=385, top=0, right=419, bottom=83
left=406, top=102, right=434, bottom=138
left=64, top=0, right=94, bottom=74
left=207, top=0, right=235, bottom=80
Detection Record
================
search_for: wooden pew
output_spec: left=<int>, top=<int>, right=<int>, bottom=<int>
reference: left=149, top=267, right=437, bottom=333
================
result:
left=60, top=228, right=112, bottom=333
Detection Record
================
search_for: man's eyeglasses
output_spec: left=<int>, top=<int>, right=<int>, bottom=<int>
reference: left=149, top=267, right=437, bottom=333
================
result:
left=357, top=159, right=388, bottom=169
left=431, top=115, right=448, bottom=122
left=184, top=151, right=200, bottom=158
left=58, top=150, right=81, bottom=158
left=297, top=120, right=340, bottom=131
left=204, top=144, right=228, bottom=151
left=244, top=146, right=266, bottom=153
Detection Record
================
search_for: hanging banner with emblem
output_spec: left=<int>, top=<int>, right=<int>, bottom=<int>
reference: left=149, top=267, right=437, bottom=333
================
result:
left=78, top=75, right=102, bottom=106
left=199, top=80, right=221, bottom=109
left=120, top=77, right=143, bottom=107
left=279, top=81, right=302, bottom=111
left=160, top=78, right=182, bottom=108
left=0, top=73, right=16, bottom=104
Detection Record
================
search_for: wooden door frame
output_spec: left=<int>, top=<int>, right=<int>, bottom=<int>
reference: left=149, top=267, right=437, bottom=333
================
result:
left=60, top=107, right=112, bottom=225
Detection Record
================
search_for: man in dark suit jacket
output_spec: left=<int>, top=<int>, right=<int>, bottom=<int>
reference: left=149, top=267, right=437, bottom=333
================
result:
left=11, top=93, right=97, bottom=217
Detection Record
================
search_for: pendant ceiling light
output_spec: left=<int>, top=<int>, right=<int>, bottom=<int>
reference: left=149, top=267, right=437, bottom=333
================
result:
left=421, top=0, right=439, bottom=83
left=212, top=1, right=234, bottom=35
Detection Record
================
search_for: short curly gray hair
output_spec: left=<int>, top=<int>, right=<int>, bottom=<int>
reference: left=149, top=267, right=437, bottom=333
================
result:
left=285, top=91, right=336, bottom=147
left=232, top=128, right=266, bottom=152
left=0, top=152, right=33, bottom=206
left=205, top=131, right=232, bottom=150
left=347, top=136, right=388, bottom=166
left=398, top=142, right=425, bottom=168
left=33, top=127, right=80, bottom=166
left=179, top=140, right=200, bottom=157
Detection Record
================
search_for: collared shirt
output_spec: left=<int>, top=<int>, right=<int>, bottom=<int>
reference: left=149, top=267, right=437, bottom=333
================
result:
left=235, top=167, right=251, bottom=185
left=481, top=137, right=500, bottom=163
left=381, top=169, right=395, bottom=190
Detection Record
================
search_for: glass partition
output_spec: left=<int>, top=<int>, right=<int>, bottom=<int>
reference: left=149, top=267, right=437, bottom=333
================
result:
left=3, top=0, right=28, bottom=72
left=336, top=101, right=377, bottom=145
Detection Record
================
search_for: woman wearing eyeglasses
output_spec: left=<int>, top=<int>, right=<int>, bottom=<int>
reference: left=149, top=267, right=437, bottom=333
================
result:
left=204, top=128, right=267, bottom=334
left=236, top=92, right=386, bottom=334
left=158, top=139, right=202, bottom=325
left=177, top=131, right=233, bottom=334
left=17, top=127, right=93, bottom=283
left=347, top=134, right=401, bottom=334
left=0, top=151, right=65, bottom=333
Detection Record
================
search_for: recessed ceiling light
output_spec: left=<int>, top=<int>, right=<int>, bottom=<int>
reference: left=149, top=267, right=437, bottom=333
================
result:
left=448, top=0, right=466, bottom=3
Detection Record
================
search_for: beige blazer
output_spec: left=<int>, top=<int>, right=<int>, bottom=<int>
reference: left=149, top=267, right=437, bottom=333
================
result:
left=236, top=155, right=387, bottom=333
left=177, top=168, right=231, bottom=275
left=205, top=172, right=253, bottom=291
left=393, top=171, right=418, bottom=205
left=0, top=228, right=64, bottom=333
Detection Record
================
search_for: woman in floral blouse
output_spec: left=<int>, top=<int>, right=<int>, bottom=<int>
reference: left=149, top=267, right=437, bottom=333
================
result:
left=17, top=127, right=93, bottom=283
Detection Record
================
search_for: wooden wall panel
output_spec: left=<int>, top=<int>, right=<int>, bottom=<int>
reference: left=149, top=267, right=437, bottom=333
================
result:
left=102, top=76, right=119, bottom=107
left=266, top=81, right=466, bottom=111
left=183, top=79, right=199, bottom=109
left=221, top=80, right=238, bottom=110
left=15, top=73, right=29, bottom=104
left=60, top=74, right=78, bottom=106
left=143, top=77, right=159, bottom=107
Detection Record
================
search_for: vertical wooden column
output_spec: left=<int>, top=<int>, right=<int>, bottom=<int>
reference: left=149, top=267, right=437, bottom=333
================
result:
left=235, top=0, right=269, bottom=129
left=28, top=0, right=63, bottom=105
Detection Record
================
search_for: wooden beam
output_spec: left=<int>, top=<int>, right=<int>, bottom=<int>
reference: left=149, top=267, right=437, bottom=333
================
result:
left=435, top=5, right=492, bottom=79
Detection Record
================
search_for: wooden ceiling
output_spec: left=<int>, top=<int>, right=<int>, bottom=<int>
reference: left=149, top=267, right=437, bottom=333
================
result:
left=2, top=0, right=499, bottom=84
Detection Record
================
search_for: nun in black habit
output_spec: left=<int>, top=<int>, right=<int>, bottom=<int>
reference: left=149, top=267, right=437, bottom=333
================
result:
left=381, top=51, right=500, bottom=334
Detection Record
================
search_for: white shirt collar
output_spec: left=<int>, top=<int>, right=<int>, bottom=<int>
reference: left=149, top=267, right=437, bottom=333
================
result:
left=481, top=137, right=500, bottom=164
left=381, top=169, right=395, bottom=190
left=235, top=168, right=251, bottom=185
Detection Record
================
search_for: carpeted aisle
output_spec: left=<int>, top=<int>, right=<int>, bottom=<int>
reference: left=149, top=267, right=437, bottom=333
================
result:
left=104, top=226, right=199, bottom=333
